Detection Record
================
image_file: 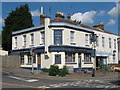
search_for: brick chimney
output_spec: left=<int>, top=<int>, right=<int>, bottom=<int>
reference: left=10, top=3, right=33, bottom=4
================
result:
left=93, top=22, right=104, bottom=30
left=40, top=7, right=46, bottom=25
left=67, top=13, right=71, bottom=21
left=55, top=11, right=64, bottom=19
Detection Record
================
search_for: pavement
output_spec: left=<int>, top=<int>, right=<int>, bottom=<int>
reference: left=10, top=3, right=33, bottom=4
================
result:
left=1, top=67, right=120, bottom=81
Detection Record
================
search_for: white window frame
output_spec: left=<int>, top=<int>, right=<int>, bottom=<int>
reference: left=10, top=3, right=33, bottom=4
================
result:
left=30, top=34, right=34, bottom=45
left=70, top=31, right=74, bottom=42
left=15, top=37, right=17, bottom=48
left=20, top=55, right=24, bottom=65
left=102, top=37, right=105, bottom=47
left=65, top=52, right=75, bottom=63
left=109, top=38, right=111, bottom=48
left=85, top=34, right=89, bottom=45
left=23, top=35, right=26, bottom=47
left=96, top=36, right=99, bottom=47
left=114, top=39, right=116, bottom=49
left=84, top=53, right=91, bottom=63
left=40, top=31, right=44, bottom=44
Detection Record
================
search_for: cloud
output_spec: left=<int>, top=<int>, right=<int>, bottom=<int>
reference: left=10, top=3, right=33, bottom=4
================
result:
left=106, top=19, right=116, bottom=26
left=108, top=2, right=120, bottom=17
left=71, top=10, right=96, bottom=24
left=0, top=17, right=4, bottom=24
left=97, top=10, right=105, bottom=16
left=30, top=10, right=40, bottom=17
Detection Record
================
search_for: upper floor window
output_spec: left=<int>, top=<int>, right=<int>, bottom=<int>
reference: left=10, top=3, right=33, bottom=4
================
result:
left=54, top=30, right=62, bottom=45
left=109, top=38, right=111, bottom=48
left=102, top=37, right=105, bottom=47
left=114, top=39, right=116, bottom=49
left=30, top=34, right=34, bottom=45
left=41, top=31, right=45, bottom=44
left=96, top=36, right=99, bottom=47
left=23, top=35, right=26, bottom=47
left=15, top=37, right=17, bottom=48
left=85, top=34, right=89, bottom=45
left=70, top=31, right=74, bottom=42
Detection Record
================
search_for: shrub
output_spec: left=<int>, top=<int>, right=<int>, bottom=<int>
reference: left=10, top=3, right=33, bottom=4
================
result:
left=41, top=68, right=49, bottom=72
left=59, top=65, right=68, bottom=77
left=49, top=64, right=59, bottom=76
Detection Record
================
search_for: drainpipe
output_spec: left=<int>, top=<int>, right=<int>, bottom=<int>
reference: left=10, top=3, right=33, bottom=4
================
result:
left=44, top=16, right=50, bottom=59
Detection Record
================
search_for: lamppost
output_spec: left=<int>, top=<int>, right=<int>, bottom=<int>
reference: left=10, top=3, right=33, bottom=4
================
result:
left=30, top=47, right=35, bottom=74
left=91, top=33, right=96, bottom=77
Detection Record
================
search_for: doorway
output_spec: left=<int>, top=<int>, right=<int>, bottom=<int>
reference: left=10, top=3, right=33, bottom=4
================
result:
left=78, top=53, right=81, bottom=70
left=37, top=53, right=41, bottom=70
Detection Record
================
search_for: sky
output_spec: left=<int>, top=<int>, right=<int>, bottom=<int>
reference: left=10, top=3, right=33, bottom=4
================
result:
left=0, top=2, right=119, bottom=34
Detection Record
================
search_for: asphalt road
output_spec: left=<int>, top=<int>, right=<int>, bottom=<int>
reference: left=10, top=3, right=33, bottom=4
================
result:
left=1, top=71, right=120, bottom=89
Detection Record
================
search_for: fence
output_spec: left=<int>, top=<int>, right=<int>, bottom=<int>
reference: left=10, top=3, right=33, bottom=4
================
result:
left=0, top=55, right=20, bottom=68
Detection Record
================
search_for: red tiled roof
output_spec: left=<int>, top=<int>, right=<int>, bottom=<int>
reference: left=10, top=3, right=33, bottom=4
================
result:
left=50, top=17, right=118, bottom=36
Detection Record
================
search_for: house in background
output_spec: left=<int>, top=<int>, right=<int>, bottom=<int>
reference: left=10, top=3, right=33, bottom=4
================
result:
left=0, top=34, right=8, bottom=56
left=10, top=8, right=119, bottom=71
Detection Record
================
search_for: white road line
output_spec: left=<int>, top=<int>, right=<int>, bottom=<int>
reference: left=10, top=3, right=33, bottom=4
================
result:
left=9, top=76, right=38, bottom=82
left=38, top=86, right=50, bottom=88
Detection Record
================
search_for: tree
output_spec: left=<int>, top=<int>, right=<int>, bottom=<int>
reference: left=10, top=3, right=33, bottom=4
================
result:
left=2, top=4, right=34, bottom=51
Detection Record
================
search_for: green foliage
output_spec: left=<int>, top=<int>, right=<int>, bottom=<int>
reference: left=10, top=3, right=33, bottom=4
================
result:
left=2, top=4, right=34, bottom=51
left=49, top=64, right=59, bottom=76
left=41, top=68, right=49, bottom=72
left=59, top=65, right=68, bottom=77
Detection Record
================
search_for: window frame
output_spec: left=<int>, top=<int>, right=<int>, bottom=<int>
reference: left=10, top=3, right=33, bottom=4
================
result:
left=15, top=37, right=17, bottom=48
left=23, top=35, right=26, bottom=47
left=54, top=30, right=62, bottom=45
left=65, top=52, right=75, bottom=63
left=70, top=31, right=74, bottom=42
left=109, top=38, right=111, bottom=48
left=84, top=53, right=92, bottom=63
left=102, top=37, right=105, bottom=47
left=40, top=31, right=45, bottom=44
left=30, top=33, right=34, bottom=45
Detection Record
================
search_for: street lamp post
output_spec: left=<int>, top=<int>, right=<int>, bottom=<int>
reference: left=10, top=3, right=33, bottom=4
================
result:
left=30, top=48, right=35, bottom=74
left=92, top=33, right=96, bottom=77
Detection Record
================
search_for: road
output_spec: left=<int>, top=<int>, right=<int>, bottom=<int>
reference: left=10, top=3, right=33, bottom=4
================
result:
left=1, top=71, right=120, bottom=89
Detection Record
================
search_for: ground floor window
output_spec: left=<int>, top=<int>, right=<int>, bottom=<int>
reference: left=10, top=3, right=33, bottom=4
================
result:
left=84, top=53, right=91, bottom=63
left=55, top=54, right=61, bottom=64
left=20, top=55, right=24, bottom=65
left=27, top=54, right=32, bottom=64
left=65, top=52, right=75, bottom=63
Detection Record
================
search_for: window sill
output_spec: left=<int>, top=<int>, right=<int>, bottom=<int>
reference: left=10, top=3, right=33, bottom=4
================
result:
left=70, top=42, right=76, bottom=45
left=14, top=47, right=17, bottom=49
left=26, top=63, right=32, bottom=65
left=30, top=45, right=34, bottom=47
left=65, top=62, right=77, bottom=64
left=84, top=62, right=93, bottom=64
left=40, top=43, right=44, bottom=45
left=85, top=44, right=90, bottom=46
left=22, top=46, right=26, bottom=48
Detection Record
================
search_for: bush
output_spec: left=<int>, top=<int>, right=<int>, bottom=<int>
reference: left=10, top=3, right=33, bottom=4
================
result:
left=59, top=65, right=68, bottom=77
left=41, top=68, right=49, bottom=72
left=49, top=64, right=59, bottom=76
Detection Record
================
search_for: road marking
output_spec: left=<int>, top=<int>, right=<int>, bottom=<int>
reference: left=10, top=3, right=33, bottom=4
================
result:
left=0, top=82, right=38, bottom=88
left=38, top=86, right=50, bottom=88
left=9, top=76, right=38, bottom=82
